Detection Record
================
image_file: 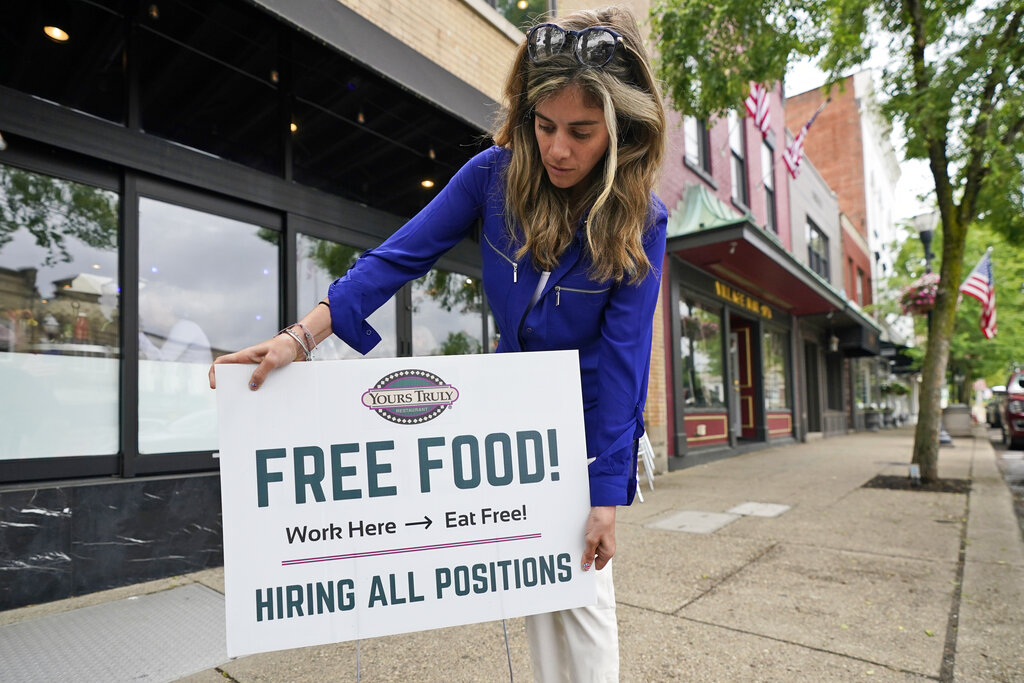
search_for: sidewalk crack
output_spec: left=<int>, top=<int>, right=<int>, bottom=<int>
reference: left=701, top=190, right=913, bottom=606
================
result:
left=673, top=541, right=779, bottom=613
left=938, top=439, right=974, bottom=682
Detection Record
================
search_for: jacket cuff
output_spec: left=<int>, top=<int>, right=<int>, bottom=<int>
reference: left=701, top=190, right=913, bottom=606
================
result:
left=588, top=465, right=636, bottom=507
left=328, top=279, right=381, bottom=355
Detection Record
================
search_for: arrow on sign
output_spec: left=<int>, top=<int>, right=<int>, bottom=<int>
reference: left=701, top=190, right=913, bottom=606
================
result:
left=405, top=516, right=432, bottom=530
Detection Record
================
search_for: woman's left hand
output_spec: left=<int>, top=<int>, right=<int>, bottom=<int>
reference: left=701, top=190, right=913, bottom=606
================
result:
left=582, top=505, right=616, bottom=571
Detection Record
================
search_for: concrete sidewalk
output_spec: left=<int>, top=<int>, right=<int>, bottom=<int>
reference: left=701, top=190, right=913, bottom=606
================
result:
left=2, top=428, right=1022, bottom=681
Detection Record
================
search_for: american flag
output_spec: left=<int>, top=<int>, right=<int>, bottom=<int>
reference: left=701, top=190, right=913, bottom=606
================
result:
left=959, top=250, right=996, bottom=339
left=744, top=82, right=770, bottom=137
left=783, top=99, right=828, bottom=179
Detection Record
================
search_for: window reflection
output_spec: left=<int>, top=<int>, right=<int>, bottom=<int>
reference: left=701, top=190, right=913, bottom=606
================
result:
left=412, top=269, right=483, bottom=356
left=296, top=233, right=396, bottom=359
left=138, top=197, right=278, bottom=453
left=680, top=300, right=724, bottom=408
left=0, top=163, right=120, bottom=458
left=763, top=328, right=790, bottom=409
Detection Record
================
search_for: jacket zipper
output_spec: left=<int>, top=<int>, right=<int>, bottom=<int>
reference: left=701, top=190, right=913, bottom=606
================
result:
left=554, top=284, right=610, bottom=306
left=484, top=233, right=518, bottom=283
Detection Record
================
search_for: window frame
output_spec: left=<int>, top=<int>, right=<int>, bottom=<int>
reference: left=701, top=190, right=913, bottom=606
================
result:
left=728, top=111, right=748, bottom=208
left=0, top=144, right=123, bottom=483
left=683, top=115, right=713, bottom=180
left=806, top=218, right=830, bottom=281
left=761, top=141, right=776, bottom=233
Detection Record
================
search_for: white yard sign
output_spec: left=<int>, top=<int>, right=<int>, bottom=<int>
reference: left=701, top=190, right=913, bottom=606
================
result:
left=215, top=350, right=595, bottom=657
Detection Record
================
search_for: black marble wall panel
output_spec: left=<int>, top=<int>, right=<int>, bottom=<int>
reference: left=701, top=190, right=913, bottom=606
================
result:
left=0, top=487, right=74, bottom=608
left=0, top=474, right=223, bottom=611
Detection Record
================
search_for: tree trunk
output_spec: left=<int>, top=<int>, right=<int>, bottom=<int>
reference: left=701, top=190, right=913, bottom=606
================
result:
left=912, top=213, right=968, bottom=482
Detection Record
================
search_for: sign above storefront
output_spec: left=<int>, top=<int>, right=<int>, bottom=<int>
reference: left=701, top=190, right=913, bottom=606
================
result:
left=713, top=280, right=773, bottom=320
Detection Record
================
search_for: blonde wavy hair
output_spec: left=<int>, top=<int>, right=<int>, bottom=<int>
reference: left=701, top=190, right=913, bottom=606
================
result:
left=493, top=7, right=666, bottom=284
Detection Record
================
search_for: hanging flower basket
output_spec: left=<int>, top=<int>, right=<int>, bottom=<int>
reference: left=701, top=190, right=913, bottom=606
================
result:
left=900, top=273, right=939, bottom=316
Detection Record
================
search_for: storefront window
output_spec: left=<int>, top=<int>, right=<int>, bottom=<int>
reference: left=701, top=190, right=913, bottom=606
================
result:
left=0, top=164, right=120, bottom=459
left=763, top=328, right=790, bottom=409
left=296, top=233, right=396, bottom=359
left=138, top=198, right=278, bottom=453
left=412, top=269, right=484, bottom=356
left=854, top=357, right=870, bottom=410
left=679, top=300, right=724, bottom=408
left=0, top=2, right=126, bottom=125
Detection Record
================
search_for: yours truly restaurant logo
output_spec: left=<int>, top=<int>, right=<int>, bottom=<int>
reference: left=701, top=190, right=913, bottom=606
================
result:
left=361, top=370, right=459, bottom=424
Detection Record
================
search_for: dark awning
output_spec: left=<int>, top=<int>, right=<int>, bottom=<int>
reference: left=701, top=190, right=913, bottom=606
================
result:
left=667, top=220, right=848, bottom=316
left=248, top=0, right=499, bottom=132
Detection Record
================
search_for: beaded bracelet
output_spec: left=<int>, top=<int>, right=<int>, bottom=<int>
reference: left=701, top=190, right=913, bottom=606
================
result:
left=279, top=328, right=312, bottom=362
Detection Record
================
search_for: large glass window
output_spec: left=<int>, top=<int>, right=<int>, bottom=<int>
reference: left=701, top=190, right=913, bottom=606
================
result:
left=138, top=197, right=278, bottom=454
left=138, top=0, right=281, bottom=175
left=412, top=269, right=484, bottom=356
left=0, top=2, right=126, bottom=124
left=296, top=233, right=396, bottom=359
left=679, top=300, right=724, bottom=408
left=763, top=328, right=790, bottom=409
left=0, top=164, right=120, bottom=459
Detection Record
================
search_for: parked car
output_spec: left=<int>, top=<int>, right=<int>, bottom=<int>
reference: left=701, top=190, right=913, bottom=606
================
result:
left=987, top=385, right=1006, bottom=428
left=1002, top=371, right=1024, bottom=449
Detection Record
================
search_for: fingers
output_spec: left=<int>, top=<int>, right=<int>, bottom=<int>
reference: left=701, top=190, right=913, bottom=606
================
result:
left=581, top=505, right=616, bottom=572
left=207, top=337, right=295, bottom=391
left=582, top=536, right=598, bottom=572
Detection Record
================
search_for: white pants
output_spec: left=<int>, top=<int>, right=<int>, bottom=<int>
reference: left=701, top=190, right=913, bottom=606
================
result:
left=524, top=561, right=618, bottom=682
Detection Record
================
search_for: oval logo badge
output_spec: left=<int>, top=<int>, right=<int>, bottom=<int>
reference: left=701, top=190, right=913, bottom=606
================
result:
left=361, top=370, right=459, bottom=424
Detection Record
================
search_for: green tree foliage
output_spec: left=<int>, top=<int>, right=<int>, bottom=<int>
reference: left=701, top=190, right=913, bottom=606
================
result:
left=880, top=221, right=1024, bottom=400
left=415, top=270, right=482, bottom=315
left=0, top=166, right=118, bottom=266
left=651, top=0, right=1024, bottom=480
left=436, top=330, right=482, bottom=356
left=308, top=240, right=360, bottom=279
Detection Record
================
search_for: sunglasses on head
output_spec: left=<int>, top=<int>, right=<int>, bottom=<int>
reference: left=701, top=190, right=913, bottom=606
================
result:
left=526, top=23, right=624, bottom=68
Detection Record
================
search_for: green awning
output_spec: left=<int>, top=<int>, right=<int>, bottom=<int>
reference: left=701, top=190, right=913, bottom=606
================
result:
left=665, top=184, right=754, bottom=238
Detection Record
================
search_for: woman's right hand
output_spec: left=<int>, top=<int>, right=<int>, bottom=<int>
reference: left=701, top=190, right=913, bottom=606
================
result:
left=208, top=333, right=303, bottom=391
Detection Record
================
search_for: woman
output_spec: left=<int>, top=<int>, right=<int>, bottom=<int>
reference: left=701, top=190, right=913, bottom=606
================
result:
left=211, top=6, right=666, bottom=680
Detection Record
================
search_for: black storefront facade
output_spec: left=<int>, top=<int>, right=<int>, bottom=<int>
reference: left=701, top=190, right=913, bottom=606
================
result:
left=662, top=206, right=881, bottom=468
left=0, top=0, right=498, bottom=610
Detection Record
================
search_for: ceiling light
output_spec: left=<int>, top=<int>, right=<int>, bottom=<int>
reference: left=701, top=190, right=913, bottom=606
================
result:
left=290, top=122, right=298, bottom=133
left=44, top=26, right=70, bottom=43
left=517, top=0, right=529, bottom=9
left=148, top=4, right=160, bottom=20
left=421, top=179, right=435, bottom=188
left=357, top=109, right=365, bottom=124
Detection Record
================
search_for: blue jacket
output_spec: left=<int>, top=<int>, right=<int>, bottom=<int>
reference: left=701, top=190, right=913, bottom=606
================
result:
left=328, top=146, right=667, bottom=506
